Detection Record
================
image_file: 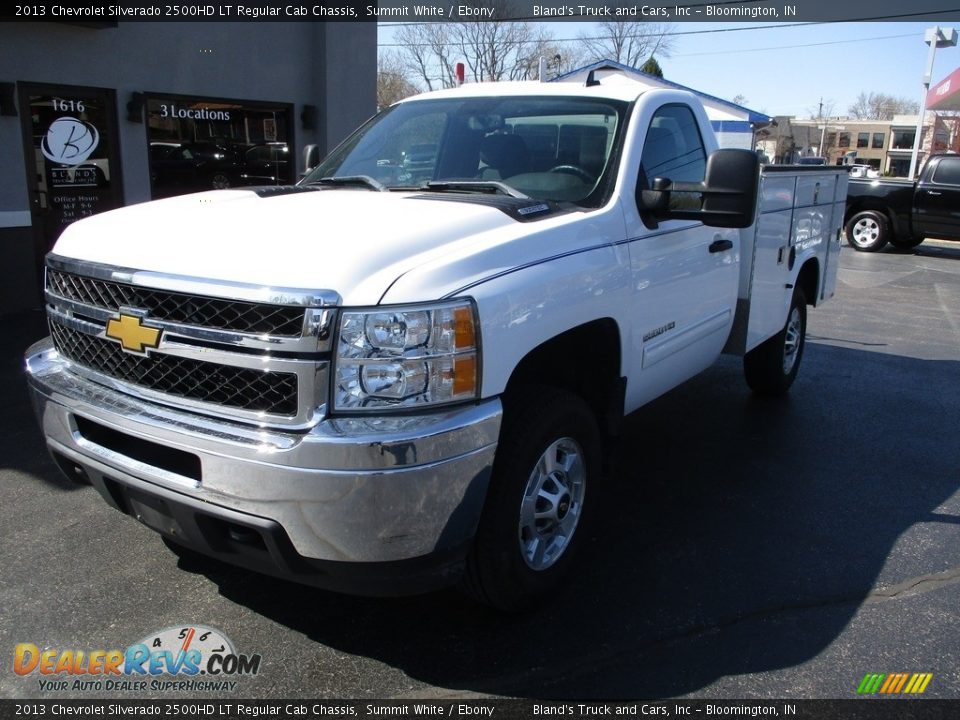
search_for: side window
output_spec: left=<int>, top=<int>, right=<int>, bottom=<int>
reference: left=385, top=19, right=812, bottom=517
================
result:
left=640, top=105, right=707, bottom=211
left=931, top=160, right=960, bottom=186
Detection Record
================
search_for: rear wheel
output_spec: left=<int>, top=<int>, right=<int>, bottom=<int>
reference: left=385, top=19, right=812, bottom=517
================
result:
left=744, top=287, right=807, bottom=396
left=845, top=210, right=889, bottom=252
left=462, top=387, right=600, bottom=612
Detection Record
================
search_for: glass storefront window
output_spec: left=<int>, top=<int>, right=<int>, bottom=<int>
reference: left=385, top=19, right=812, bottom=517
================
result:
left=146, top=95, right=294, bottom=198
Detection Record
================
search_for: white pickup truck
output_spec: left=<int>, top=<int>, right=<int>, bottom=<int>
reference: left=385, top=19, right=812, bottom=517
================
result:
left=25, top=77, right=847, bottom=611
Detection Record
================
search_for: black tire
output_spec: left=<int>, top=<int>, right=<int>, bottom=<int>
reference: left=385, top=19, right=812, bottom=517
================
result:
left=845, top=210, right=889, bottom=252
left=210, top=172, right=232, bottom=190
left=888, top=236, right=924, bottom=251
left=744, top=287, right=807, bottom=396
left=461, top=386, right=601, bottom=612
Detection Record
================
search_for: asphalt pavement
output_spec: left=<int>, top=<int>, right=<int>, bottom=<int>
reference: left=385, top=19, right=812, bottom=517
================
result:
left=1, top=239, right=958, bottom=701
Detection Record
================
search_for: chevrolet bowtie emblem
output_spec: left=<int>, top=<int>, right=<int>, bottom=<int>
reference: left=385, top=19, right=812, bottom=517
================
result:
left=105, top=313, right=163, bottom=354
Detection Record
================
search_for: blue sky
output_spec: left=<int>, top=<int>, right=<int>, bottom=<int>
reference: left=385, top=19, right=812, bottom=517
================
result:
left=378, top=21, right=960, bottom=119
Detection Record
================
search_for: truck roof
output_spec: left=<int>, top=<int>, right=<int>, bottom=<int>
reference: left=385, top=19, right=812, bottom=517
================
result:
left=397, top=78, right=655, bottom=105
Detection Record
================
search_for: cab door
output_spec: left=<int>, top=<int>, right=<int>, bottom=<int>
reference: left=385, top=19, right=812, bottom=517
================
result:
left=915, top=157, right=960, bottom=240
left=622, top=103, right=740, bottom=410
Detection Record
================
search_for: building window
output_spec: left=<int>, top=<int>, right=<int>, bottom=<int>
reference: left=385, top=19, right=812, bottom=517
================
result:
left=838, top=132, right=850, bottom=148
left=872, top=133, right=885, bottom=149
left=145, top=94, right=294, bottom=199
left=892, top=130, right=916, bottom=150
left=857, top=132, right=869, bottom=148
left=889, top=158, right=911, bottom=177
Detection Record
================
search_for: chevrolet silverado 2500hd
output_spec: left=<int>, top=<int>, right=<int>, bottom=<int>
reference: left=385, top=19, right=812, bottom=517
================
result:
left=25, top=78, right=847, bottom=610
left=845, top=153, right=960, bottom=252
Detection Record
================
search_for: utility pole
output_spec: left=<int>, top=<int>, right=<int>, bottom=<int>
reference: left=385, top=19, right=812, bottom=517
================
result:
left=909, top=26, right=958, bottom=178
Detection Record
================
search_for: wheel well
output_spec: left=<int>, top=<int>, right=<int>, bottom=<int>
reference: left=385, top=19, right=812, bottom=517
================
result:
left=504, top=319, right=624, bottom=437
left=796, top=258, right=820, bottom=307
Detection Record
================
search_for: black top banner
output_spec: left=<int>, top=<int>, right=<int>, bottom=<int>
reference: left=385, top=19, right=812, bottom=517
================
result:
left=3, top=0, right=960, bottom=22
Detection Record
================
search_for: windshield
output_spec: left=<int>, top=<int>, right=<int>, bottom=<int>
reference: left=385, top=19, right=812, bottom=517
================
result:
left=304, top=96, right=628, bottom=207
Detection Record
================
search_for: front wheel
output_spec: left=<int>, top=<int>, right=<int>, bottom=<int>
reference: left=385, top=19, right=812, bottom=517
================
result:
left=744, top=287, right=807, bottom=396
left=210, top=172, right=232, bottom=190
left=845, top=210, right=889, bottom=252
left=461, top=387, right=600, bottom=612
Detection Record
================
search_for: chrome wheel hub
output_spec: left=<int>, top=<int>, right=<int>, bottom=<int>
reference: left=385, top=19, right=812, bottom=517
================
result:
left=783, top=306, right=802, bottom=374
left=851, top=217, right=879, bottom=247
left=518, top=437, right=586, bottom=571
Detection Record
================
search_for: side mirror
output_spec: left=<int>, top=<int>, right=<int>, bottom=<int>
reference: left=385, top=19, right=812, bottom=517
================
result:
left=638, top=148, right=760, bottom=229
left=302, top=144, right=321, bottom=177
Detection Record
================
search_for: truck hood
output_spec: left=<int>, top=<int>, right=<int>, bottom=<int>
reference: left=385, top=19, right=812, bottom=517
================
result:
left=52, top=187, right=536, bottom=306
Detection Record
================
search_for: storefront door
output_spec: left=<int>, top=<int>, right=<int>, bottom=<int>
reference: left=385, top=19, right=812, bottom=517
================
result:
left=19, top=82, right=124, bottom=260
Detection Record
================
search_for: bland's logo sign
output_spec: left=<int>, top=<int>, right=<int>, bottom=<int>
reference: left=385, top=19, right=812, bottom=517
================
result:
left=41, top=117, right=100, bottom=166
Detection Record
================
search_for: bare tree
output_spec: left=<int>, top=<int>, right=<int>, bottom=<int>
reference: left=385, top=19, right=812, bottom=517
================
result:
left=731, top=94, right=748, bottom=106
left=394, top=3, right=576, bottom=87
left=377, top=50, right=421, bottom=109
left=395, top=23, right=460, bottom=91
left=456, top=18, right=557, bottom=82
left=848, top=92, right=919, bottom=120
left=578, top=21, right=675, bottom=68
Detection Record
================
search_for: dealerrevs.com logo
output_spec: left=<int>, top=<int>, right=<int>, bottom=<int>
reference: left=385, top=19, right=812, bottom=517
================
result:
left=13, top=625, right=262, bottom=693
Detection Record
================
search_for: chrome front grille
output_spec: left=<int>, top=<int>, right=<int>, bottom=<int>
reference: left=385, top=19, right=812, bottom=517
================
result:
left=48, top=269, right=306, bottom=336
left=50, top=323, right=299, bottom=415
left=43, top=255, right=338, bottom=429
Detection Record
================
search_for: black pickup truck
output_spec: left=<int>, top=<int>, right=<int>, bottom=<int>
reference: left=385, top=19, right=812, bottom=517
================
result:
left=844, top=154, right=960, bottom=252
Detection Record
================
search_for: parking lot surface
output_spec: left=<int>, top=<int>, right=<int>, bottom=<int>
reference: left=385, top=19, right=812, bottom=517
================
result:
left=1, top=240, right=958, bottom=700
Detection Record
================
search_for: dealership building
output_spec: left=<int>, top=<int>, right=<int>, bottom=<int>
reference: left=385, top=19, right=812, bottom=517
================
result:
left=0, top=21, right=377, bottom=314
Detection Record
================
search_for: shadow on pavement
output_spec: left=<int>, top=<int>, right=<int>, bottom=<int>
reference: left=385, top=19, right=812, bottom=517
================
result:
left=0, top=309, right=77, bottom=489
left=157, top=342, right=959, bottom=698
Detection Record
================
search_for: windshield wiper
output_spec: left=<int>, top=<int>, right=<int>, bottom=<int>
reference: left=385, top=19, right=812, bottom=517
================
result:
left=422, top=180, right=529, bottom=199
left=308, top=175, right=387, bottom=192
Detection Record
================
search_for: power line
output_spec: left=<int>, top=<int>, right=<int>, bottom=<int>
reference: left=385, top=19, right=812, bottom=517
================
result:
left=673, top=31, right=919, bottom=57
left=378, top=21, right=821, bottom=43
left=377, top=22, right=820, bottom=48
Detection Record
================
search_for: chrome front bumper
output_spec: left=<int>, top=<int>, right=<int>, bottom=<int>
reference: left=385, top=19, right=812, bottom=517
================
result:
left=25, top=338, right=501, bottom=588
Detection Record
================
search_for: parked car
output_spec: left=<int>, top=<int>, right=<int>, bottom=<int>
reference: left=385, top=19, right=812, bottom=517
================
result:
left=149, top=142, right=244, bottom=197
left=848, top=164, right=879, bottom=179
left=239, top=143, right=292, bottom=186
left=845, top=153, right=960, bottom=251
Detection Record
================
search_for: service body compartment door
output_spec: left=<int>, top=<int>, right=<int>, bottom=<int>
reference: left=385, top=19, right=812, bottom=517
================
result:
left=739, top=168, right=847, bottom=353
left=821, top=173, right=848, bottom=301
left=744, top=174, right=795, bottom=352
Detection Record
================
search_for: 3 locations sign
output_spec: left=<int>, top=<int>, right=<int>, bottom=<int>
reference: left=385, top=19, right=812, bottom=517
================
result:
left=145, top=95, right=292, bottom=198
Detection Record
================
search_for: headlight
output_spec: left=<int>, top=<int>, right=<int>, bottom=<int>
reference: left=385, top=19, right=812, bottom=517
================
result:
left=334, top=300, right=479, bottom=412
